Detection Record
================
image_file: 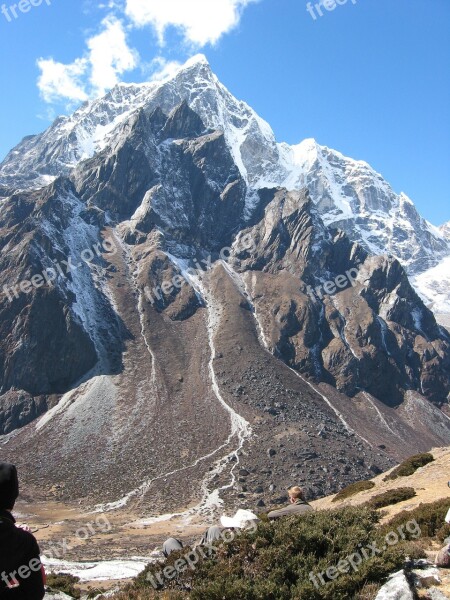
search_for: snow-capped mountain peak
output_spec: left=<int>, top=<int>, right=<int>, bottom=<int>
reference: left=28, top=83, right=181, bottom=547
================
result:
left=0, top=54, right=449, bottom=307
left=1, top=53, right=450, bottom=514
left=0, top=54, right=278, bottom=190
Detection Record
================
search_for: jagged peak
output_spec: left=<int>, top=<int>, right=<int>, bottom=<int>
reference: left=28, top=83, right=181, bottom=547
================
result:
left=290, top=138, right=377, bottom=173
left=168, top=54, right=215, bottom=88
left=291, top=137, right=320, bottom=155
left=114, top=54, right=213, bottom=90
left=160, top=99, right=206, bottom=140
left=56, top=55, right=215, bottom=131
left=183, top=53, right=210, bottom=68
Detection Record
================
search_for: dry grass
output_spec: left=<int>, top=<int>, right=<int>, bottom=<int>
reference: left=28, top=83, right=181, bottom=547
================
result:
left=354, top=582, right=381, bottom=600
left=313, top=446, right=450, bottom=521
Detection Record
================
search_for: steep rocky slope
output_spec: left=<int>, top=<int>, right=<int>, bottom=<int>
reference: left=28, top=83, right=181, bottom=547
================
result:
left=1, top=55, right=448, bottom=289
left=0, top=58, right=449, bottom=518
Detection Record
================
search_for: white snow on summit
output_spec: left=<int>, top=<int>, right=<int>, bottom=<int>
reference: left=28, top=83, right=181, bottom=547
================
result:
left=439, top=221, right=450, bottom=241
left=0, top=54, right=448, bottom=313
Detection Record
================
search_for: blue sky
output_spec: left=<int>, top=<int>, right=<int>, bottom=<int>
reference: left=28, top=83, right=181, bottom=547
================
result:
left=0, top=0, right=448, bottom=225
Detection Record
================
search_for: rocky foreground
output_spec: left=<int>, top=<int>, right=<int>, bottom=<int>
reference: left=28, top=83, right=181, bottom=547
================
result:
left=36, top=447, right=450, bottom=599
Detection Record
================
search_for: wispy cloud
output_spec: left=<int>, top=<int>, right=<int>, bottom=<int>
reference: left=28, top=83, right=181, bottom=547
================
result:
left=147, top=57, right=184, bottom=82
left=37, top=57, right=89, bottom=105
left=87, top=16, right=138, bottom=95
left=125, top=0, right=257, bottom=46
left=37, top=16, right=138, bottom=106
left=36, top=0, right=258, bottom=107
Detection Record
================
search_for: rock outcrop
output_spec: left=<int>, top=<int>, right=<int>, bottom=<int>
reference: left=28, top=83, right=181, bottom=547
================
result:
left=0, top=58, right=449, bottom=515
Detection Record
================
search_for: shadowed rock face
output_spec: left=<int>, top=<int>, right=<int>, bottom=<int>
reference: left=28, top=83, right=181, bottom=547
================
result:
left=0, top=182, right=98, bottom=396
left=233, top=188, right=450, bottom=406
left=0, top=96, right=449, bottom=512
left=73, top=105, right=246, bottom=251
left=0, top=179, right=127, bottom=429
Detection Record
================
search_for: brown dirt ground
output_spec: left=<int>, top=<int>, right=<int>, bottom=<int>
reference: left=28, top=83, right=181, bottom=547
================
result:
left=312, top=446, right=450, bottom=521
left=17, top=446, right=450, bottom=592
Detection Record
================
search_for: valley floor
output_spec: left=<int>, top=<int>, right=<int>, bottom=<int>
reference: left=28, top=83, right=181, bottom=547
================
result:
left=17, top=446, right=450, bottom=592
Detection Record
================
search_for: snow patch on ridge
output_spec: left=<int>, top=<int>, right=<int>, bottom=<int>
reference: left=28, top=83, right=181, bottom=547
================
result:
left=61, top=196, right=109, bottom=364
left=1, top=54, right=449, bottom=314
left=412, top=255, right=450, bottom=315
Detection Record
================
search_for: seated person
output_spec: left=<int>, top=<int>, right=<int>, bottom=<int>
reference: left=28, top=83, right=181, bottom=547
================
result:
left=0, top=463, right=45, bottom=599
left=267, top=485, right=313, bottom=520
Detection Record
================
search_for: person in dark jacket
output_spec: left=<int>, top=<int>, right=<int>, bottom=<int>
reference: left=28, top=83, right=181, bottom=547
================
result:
left=267, top=486, right=313, bottom=520
left=0, top=463, right=45, bottom=600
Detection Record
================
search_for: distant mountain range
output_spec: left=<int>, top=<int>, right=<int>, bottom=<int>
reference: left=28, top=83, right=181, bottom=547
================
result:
left=0, top=55, right=448, bottom=516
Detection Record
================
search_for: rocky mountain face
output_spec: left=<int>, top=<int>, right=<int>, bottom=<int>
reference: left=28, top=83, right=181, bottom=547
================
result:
left=277, top=140, right=450, bottom=277
left=0, top=56, right=449, bottom=517
left=2, top=55, right=449, bottom=289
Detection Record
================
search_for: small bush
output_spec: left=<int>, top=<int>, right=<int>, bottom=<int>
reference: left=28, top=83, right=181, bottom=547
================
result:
left=110, top=497, right=450, bottom=600
left=46, top=573, right=81, bottom=598
left=332, top=480, right=376, bottom=502
left=367, top=488, right=416, bottom=510
left=384, top=453, right=434, bottom=481
left=386, top=497, right=450, bottom=541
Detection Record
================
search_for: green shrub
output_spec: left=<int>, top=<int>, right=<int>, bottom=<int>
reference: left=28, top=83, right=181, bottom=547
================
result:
left=121, top=506, right=414, bottom=600
left=332, top=480, right=376, bottom=502
left=386, top=497, right=450, bottom=541
left=46, top=573, right=81, bottom=598
left=384, top=453, right=434, bottom=481
left=366, top=488, right=416, bottom=510
left=111, top=496, right=450, bottom=600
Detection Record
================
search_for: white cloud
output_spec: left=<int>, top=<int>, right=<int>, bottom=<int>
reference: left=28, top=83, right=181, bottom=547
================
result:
left=88, top=16, right=138, bottom=95
left=37, top=17, right=138, bottom=105
left=37, top=57, right=89, bottom=104
left=37, top=1, right=258, bottom=108
left=125, top=0, right=256, bottom=46
left=148, top=57, right=183, bottom=82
